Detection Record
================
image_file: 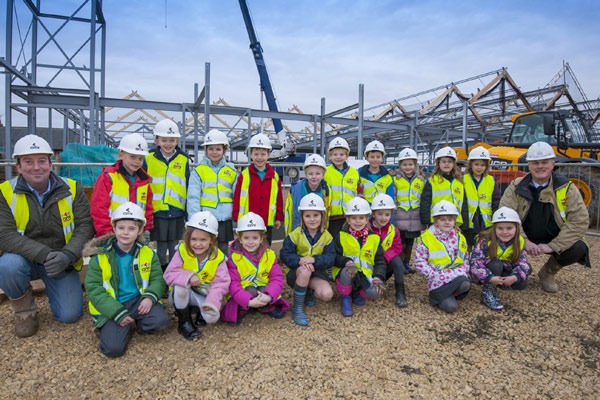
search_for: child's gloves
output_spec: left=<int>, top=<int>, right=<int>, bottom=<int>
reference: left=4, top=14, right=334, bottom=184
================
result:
left=44, top=251, right=72, bottom=277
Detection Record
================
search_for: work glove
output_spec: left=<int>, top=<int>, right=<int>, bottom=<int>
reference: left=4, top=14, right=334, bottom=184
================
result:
left=44, top=251, right=72, bottom=277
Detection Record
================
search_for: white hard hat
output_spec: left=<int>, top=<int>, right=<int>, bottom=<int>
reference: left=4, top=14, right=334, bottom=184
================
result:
left=153, top=119, right=180, bottom=138
left=236, top=212, right=267, bottom=233
left=202, top=129, right=230, bottom=147
left=435, top=147, right=457, bottom=160
left=468, top=146, right=491, bottom=161
left=118, top=133, right=149, bottom=156
left=13, top=134, right=53, bottom=158
left=328, top=137, right=350, bottom=152
left=526, top=141, right=555, bottom=161
left=431, top=200, right=459, bottom=217
left=492, top=206, right=521, bottom=224
left=186, top=211, right=219, bottom=235
left=398, top=148, right=418, bottom=161
left=370, top=193, right=396, bottom=211
left=298, top=193, right=326, bottom=212
left=248, top=133, right=272, bottom=150
left=111, top=202, right=146, bottom=224
left=303, top=154, right=327, bottom=170
left=345, top=197, right=372, bottom=215
left=364, top=140, right=386, bottom=157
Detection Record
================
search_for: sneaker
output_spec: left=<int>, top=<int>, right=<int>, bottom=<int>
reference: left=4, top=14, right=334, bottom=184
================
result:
left=481, top=284, right=504, bottom=311
left=403, top=261, right=416, bottom=274
left=304, top=288, right=316, bottom=307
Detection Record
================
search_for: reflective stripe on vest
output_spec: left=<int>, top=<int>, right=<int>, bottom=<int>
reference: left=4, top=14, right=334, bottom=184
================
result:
left=324, top=165, right=359, bottom=217
left=238, top=168, right=279, bottom=226
left=88, top=246, right=155, bottom=316
left=289, top=228, right=333, bottom=257
left=418, top=229, right=467, bottom=270
left=0, top=177, right=83, bottom=271
left=195, top=164, right=236, bottom=208
left=178, top=243, right=225, bottom=291
left=360, top=174, right=393, bottom=204
left=146, top=153, right=188, bottom=211
left=491, top=236, right=525, bottom=261
left=394, top=175, right=425, bottom=211
left=333, top=231, right=380, bottom=280
left=230, top=248, right=277, bottom=291
left=107, top=171, right=149, bottom=216
left=555, top=182, right=570, bottom=222
left=464, top=174, right=494, bottom=229
left=429, top=176, right=464, bottom=225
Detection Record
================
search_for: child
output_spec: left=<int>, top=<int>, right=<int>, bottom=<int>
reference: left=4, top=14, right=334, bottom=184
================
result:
left=333, top=197, right=386, bottom=317
left=324, top=137, right=359, bottom=238
left=91, top=133, right=154, bottom=237
left=414, top=200, right=471, bottom=313
left=232, top=133, right=283, bottom=245
left=419, top=147, right=467, bottom=228
left=84, top=202, right=169, bottom=358
left=462, top=146, right=500, bottom=249
left=393, top=148, right=426, bottom=273
left=145, top=119, right=190, bottom=271
left=221, top=212, right=289, bottom=325
left=188, top=129, right=237, bottom=254
left=358, top=140, right=395, bottom=204
left=369, top=193, right=408, bottom=308
left=163, top=211, right=230, bottom=339
left=280, top=194, right=336, bottom=326
left=470, top=206, right=531, bottom=311
left=284, top=154, right=331, bottom=234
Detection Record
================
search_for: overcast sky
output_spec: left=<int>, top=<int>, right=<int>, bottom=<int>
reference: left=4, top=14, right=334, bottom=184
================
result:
left=2, top=0, right=599, bottom=124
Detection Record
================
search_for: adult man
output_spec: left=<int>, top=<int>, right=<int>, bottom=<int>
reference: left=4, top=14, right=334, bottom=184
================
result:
left=0, top=134, right=95, bottom=337
left=499, top=141, right=590, bottom=293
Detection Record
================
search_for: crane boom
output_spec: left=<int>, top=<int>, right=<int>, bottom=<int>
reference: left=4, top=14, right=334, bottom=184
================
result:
left=238, top=0, right=284, bottom=134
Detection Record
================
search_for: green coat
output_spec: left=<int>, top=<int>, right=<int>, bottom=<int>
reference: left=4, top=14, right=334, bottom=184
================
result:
left=84, top=235, right=166, bottom=328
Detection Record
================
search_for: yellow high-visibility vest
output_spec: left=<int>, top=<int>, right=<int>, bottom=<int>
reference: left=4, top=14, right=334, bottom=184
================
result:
left=332, top=231, right=380, bottom=280
left=107, top=171, right=148, bottom=217
left=146, top=153, right=188, bottom=211
left=324, top=165, right=359, bottom=217
left=429, top=175, right=464, bottom=225
left=394, top=175, right=425, bottom=211
left=464, top=174, right=495, bottom=229
left=418, top=229, right=467, bottom=270
left=194, top=163, right=236, bottom=208
left=178, top=243, right=225, bottom=291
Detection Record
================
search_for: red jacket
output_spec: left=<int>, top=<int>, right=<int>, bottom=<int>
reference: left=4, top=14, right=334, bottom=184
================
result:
left=90, top=160, right=154, bottom=236
left=232, top=164, right=283, bottom=225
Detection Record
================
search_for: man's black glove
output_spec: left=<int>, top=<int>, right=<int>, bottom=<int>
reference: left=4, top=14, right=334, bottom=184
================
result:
left=44, top=251, right=71, bottom=277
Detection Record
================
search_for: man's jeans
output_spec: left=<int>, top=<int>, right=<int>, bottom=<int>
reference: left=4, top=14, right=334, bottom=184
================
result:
left=0, top=253, right=83, bottom=323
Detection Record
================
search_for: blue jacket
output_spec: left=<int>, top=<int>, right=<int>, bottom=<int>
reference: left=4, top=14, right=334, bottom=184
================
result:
left=279, top=228, right=336, bottom=270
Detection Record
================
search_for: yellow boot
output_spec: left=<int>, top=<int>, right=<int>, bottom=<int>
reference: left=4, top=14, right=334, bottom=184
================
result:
left=538, top=256, right=561, bottom=293
left=10, top=287, right=39, bottom=338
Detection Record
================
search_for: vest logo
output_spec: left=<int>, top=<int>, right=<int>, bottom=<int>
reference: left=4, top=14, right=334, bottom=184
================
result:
left=561, top=197, right=567, bottom=206
left=141, top=192, right=147, bottom=202
left=200, top=271, right=209, bottom=281
left=377, top=182, right=385, bottom=189
left=140, top=263, right=151, bottom=273
left=224, top=169, right=232, bottom=176
left=364, top=249, right=373, bottom=258
left=173, top=162, right=181, bottom=170
left=454, top=187, right=462, bottom=194
left=414, top=182, right=421, bottom=189
left=479, top=193, right=487, bottom=200
left=62, top=211, right=73, bottom=223
left=30, top=143, right=40, bottom=150
left=346, top=178, right=354, bottom=185
left=260, top=270, right=269, bottom=277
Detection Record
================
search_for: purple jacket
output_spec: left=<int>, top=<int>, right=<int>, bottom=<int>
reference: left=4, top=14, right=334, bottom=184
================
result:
left=469, top=238, right=531, bottom=283
left=163, top=249, right=230, bottom=311
left=369, top=221, right=403, bottom=264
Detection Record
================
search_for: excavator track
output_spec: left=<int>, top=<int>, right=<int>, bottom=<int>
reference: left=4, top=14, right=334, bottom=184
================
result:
left=558, top=165, right=600, bottom=228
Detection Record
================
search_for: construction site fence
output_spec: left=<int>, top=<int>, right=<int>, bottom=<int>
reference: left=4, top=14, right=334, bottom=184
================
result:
left=1, top=161, right=598, bottom=233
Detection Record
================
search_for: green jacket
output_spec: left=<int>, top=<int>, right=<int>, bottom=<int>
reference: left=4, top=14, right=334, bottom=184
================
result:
left=499, top=172, right=588, bottom=255
left=84, top=235, right=166, bottom=328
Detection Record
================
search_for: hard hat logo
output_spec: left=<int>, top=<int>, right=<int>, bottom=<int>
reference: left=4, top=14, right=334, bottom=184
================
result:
left=440, top=206, right=447, bottom=212
left=136, top=144, right=143, bottom=151
left=30, top=143, right=40, bottom=150
left=309, top=200, right=315, bottom=206
left=124, top=208, right=133, bottom=216
left=257, top=140, right=263, bottom=146
left=248, top=220, right=256, bottom=227
left=352, top=205, right=359, bottom=212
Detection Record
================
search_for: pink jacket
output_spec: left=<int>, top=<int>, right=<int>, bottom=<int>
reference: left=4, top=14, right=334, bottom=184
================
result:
left=163, top=250, right=230, bottom=310
left=414, top=226, right=470, bottom=292
left=221, top=240, right=289, bottom=323
left=369, top=221, right=403, bottom=264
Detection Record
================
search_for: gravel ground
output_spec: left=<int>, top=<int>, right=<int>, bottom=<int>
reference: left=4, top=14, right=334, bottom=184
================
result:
left=0, top=241, right=599, bottom=399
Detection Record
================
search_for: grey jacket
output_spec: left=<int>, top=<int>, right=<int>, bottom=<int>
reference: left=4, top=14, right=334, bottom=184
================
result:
left=0, top=172, right=95, bottom=267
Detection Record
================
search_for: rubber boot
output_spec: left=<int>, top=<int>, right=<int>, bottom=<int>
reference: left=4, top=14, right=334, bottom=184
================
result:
left=352, top=289, right=366, bottom=306
left=481, top=283, right=504, bottom=311
left=438, top=296, right=458, bottom=313
left=304, top=288, right=316, bottom=307
left=10, top=287, right=39, bottom=338
left=538, top=256, right=560, bottom=293
left=292, top=286, right=309, bottom=326
left=175, top=307, right=202, bottom=340
left=340, top=295, right=353, bottom=317
left=395, top=282, right=408, bottom=308
left=189, top=306, right=207, bottom=327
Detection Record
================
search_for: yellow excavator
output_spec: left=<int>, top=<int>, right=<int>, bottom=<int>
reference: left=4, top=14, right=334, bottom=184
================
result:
left=455, top=110, right=600, bottom=225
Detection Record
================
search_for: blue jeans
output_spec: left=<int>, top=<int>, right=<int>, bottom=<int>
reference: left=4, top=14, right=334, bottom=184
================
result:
left=0, top=253, right=83, bottom=323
